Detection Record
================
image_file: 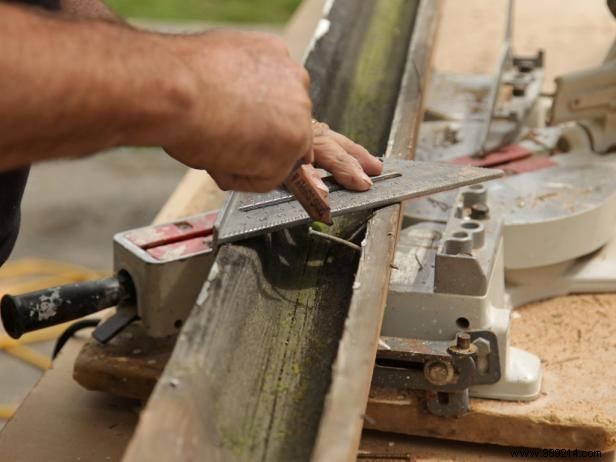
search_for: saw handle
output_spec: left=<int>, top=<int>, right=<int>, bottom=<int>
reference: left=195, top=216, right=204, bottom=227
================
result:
left=0, top=276, right=133, bottom=339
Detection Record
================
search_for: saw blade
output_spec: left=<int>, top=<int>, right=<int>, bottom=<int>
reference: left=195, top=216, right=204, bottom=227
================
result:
left=215, top=159, right=502, bottom=244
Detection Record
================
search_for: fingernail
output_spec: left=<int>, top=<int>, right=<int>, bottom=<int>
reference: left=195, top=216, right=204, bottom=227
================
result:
left=361, top=172, right=373, bottom=187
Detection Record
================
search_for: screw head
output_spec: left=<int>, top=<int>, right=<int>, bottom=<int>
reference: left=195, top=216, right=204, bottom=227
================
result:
left=424, top=360, right=455, bottom=386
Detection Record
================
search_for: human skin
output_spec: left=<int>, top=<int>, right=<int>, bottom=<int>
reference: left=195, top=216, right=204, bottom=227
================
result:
left=0, top=2, right=382, bottom=193
left=59, top=0, right=122, bottom=21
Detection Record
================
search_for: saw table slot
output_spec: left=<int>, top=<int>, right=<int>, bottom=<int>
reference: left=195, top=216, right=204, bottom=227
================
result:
left=145, top=235, right=215, bottom=261
left=374, top=357, right=427, bottom=373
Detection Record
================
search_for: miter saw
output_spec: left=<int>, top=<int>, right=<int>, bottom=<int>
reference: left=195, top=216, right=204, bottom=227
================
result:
left=0, top=159, right=498, bottom=342
left=372, top=0, right=616, bottom=416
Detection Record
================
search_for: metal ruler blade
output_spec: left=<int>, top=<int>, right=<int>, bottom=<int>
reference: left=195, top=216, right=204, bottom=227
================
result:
left=215, top=159, right=501, bottom=244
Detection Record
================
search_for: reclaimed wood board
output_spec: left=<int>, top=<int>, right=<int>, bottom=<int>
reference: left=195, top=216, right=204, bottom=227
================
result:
left=359, top=430, right=612, bottom=461
left=312, top=2, right=441, bottom=461
left=74, top=322, right=174, bottom=400
left=366, top=293, right=616, bottom=451
left=122, top=1, right=433, bottom=461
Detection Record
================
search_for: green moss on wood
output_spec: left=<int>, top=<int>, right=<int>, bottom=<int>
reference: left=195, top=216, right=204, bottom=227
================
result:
left=338, top=0, right=420, bottom=154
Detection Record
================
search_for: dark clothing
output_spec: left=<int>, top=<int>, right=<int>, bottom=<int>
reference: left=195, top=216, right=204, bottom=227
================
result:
left=5, top=0, right=60, bottom=9
left=0, top=168, right=29, bottom=265
left=0, top=0, right=59, bottom=265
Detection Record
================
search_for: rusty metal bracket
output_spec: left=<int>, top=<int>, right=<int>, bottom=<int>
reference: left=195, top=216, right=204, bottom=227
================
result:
left=372, top=330, right=500, bottom=417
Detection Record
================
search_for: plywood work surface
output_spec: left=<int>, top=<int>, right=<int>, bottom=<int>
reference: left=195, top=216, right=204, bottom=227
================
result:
left=0, top=341, right=139, bottom=462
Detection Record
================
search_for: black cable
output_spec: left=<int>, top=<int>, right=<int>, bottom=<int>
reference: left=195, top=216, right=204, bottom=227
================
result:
left=52, top=318, right=101, bottom=359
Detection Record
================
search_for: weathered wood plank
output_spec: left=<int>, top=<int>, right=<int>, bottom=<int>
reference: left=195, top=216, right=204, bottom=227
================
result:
left=312, top=3, right=442, bottom=461
left=127, top=233, right=361, bottom=460
left=312, top=206, right=403, bottom=462
left=123, top=1, right=428, bottom=461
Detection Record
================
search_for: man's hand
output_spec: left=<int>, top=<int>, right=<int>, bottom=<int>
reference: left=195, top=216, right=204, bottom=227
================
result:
left=163, top=30, right=313, bottom=193
left=312, top=121, right=383, bottom=191
left=163, top=30, right=382, bottom=193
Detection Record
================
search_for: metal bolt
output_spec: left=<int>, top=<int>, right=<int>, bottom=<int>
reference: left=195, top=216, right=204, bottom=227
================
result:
left=448, top=332, right=477, bottom=356
left=470, top=203, right=489, bottom=219
left=456, top=332, right=471, bottom=350
left=424, top=360, right=454, bottom=386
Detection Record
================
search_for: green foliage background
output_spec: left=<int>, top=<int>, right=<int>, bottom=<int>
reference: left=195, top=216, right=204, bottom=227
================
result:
left=106, top=0, right=302, bottom=23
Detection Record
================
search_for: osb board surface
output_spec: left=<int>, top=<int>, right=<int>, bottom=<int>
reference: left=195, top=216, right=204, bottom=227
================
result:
left=367, top=294, right=616, bottom=451
left=360, top=430, right=614, bottom=462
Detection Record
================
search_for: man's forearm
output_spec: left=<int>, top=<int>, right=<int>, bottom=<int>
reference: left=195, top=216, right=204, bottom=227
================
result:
left=0, top=4, right=193, bottom=172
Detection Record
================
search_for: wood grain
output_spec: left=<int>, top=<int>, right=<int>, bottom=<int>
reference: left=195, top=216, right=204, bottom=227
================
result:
left=312, top=2, right=442, bottom=461
left=73, top=322, right=174, bottom=400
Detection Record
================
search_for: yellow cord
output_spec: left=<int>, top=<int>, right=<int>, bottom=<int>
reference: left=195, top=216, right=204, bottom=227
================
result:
left=0, top=258, right=106, bottom=415
left=0, top=405, right=16, bottom=421
left=0, top=324, right=74, bottom=349
left=4, top=345, right=52, bottom=370
left=0, top=258, right=104, bottom=280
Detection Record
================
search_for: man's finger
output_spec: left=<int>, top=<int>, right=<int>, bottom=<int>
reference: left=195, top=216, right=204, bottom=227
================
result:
left=328, top=130, right=383, bottom=176
left=297, top=67, right=311, bottom=91
left=303, top=145, right=315, bottom=164
left=313, top=136, right=373, bottom=191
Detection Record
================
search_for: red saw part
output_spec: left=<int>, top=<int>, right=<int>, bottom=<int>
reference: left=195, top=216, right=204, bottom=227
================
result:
left=451, top=144, right=532, bottom=168
left=123, top=211, right=219, bottom=261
